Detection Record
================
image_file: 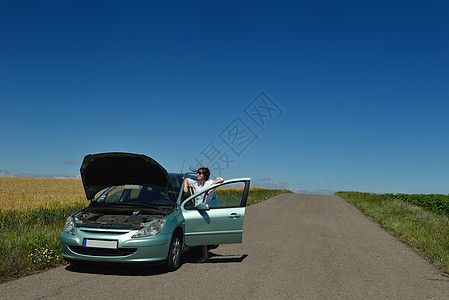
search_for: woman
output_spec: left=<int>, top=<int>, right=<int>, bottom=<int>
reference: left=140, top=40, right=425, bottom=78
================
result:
left=183, top=167, right=223, bottom=263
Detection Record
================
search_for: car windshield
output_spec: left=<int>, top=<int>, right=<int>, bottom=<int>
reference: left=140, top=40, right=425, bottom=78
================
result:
left=92, top=184, right=174, bottom=207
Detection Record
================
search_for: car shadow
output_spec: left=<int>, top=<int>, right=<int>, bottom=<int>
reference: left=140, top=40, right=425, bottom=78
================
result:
left=208, top=253, right=248, bottom=263
left=65, top=261, right=166, bottom=276
left=183, top=250, right=248, bottom=264
left=64, top=248, right=247, bottom=276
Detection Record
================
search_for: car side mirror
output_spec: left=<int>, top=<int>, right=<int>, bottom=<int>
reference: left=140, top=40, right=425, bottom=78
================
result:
left=196, top=203, right=210, bottom=211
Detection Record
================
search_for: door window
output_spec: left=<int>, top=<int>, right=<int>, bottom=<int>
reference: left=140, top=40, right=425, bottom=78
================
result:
left=183, top=181, right=248, bottom=210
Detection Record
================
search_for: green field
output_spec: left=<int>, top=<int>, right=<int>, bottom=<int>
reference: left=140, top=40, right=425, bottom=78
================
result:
left=0, top=177, right=291, bottom=283
left=336, top=192, right=449, bottom=274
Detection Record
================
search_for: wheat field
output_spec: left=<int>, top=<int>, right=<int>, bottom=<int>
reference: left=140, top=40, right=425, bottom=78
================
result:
left=0, top=178, right=283, bottom=211
left=0, top=177, right=87, bottom=211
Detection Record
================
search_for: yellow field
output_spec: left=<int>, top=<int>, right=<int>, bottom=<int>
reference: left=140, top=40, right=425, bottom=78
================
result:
left=218, top=187, right=265, bottom=191
left=0, top=177, right=273, bottom=211
left=0, top=177, right=87, bottom=211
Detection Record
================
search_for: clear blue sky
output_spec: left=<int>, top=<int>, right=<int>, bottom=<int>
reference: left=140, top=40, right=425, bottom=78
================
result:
left=1, top=1, right=448, bottom=194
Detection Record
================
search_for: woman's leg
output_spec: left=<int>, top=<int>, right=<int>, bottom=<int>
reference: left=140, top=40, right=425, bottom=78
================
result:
left=201, top=245, right=208, bottom=259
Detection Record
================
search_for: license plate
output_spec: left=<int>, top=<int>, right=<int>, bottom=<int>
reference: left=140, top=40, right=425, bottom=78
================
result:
left=83, top=239, right=117, bottom=249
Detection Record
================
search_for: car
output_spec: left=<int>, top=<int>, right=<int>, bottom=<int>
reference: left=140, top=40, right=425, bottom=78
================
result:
left=60, top=152, right=251, bottom=271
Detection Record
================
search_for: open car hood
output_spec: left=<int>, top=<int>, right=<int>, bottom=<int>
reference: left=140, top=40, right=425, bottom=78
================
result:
left=80, top=152, right=173, bottom=200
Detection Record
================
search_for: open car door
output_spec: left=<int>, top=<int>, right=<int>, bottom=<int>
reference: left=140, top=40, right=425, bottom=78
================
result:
left=181, top=178, right=250, bottom=246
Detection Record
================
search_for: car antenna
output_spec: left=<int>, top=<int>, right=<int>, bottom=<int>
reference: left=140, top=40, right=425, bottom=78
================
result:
left=180, top=160, right=185, bottom=173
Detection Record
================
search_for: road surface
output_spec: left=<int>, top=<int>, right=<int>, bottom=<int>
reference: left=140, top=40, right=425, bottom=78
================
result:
left=1, top=194, right=448, bottom=299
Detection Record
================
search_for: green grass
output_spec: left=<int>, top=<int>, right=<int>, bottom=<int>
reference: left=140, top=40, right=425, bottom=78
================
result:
left=386, top=193, right=449, bottom=215
left=336, top=192, right=449, bottom=274
left=247, top=188, right=293, bottom=205
left=0, top=187, right=291, bottom=283
left=0, top=203, right=86, bottom=283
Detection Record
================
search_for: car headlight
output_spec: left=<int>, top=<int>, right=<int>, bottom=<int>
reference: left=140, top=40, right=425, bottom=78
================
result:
left=64, top=216, right=75, bottom=235
left=132, top=220, right=166, bottom=238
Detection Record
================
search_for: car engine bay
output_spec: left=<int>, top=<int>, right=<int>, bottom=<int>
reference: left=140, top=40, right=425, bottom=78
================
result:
left=73, top=207, right=166, bottom=230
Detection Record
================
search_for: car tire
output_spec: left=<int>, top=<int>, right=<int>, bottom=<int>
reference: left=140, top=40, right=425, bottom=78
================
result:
left=166, top=232, right=182, bottom=271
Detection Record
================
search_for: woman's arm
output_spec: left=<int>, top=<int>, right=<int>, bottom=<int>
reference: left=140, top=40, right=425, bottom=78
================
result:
left=183, top=178, right=189, bottom=193
left=212, top=177, right=224, bottom=185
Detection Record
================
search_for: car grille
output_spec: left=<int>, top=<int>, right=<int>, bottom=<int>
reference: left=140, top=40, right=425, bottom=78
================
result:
left=68, top=246, right=137, bottom=257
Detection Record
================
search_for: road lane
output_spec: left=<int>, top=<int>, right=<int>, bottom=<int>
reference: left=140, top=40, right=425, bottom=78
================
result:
left=2, top=194, right=448, bottom=299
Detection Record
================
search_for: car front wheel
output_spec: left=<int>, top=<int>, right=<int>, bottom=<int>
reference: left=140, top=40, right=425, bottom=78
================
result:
left=166, top=232, right=182, bottom=271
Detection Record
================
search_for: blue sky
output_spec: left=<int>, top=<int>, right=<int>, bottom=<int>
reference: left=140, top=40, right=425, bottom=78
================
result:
left=1, top=1, right=448, bottom=194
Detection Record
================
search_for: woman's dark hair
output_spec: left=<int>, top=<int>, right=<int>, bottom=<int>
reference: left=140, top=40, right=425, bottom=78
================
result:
left=197, top=167, right=210, bottom=181
left=189, top=166, right=211, bottom=181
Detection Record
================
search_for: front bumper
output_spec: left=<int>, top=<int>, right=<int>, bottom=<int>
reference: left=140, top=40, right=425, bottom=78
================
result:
left=60, top=228, right=171, bottom=264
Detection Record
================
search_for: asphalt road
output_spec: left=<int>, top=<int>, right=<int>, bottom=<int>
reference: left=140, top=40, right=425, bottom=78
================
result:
left=2, top=194, right=449, bottom=299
